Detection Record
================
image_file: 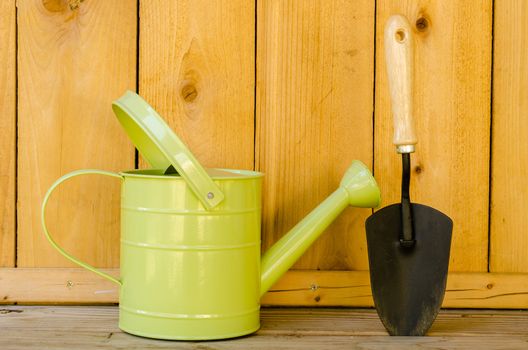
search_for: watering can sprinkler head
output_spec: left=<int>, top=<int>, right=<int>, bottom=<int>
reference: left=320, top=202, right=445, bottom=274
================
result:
left=260, top=160, right=380, bottom=296
left=340, top=160, right=381, bottom=208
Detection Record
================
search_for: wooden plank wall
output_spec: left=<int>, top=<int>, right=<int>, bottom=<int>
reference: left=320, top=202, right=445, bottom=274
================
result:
left=374, top=1, right=492, bottom=272
left=0, top=1, right=15, bottom=267
left=17, top=0, right=136, bottom=267
left=0, top=0, right=527, bottom=308
left=490, top=0, right=528, bottom=273
left=256, top=0, right=375, bottom=270
left=139, top=0, right=254, bottom=170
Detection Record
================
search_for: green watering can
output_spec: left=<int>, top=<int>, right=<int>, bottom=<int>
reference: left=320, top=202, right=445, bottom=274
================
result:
left=41, top=91, right=380, bottom=340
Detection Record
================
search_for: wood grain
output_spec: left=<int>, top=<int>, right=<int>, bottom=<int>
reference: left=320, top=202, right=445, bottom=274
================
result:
left=0, top=268, right=119, bottom=304
left=1, top=306, right=528, bottom=349
left=139, top=0, right=254, bottom=170
left=374, top=1, right=493, bottom=271
left=2, top=269, right=527, bottom=309
left=257, top=0, right=375, bottom=270
left=0, top=1, right=15, bottom=267
left=258, top=308, right=528, bottom=337
left=17, top=0, right=136, bottom=267
left=490, top=0, right=528, bottom=272
left=262, top=270, right=528, bottom=309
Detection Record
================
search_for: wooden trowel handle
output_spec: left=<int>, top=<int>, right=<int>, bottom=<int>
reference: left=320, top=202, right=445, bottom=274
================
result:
left=385, top=15, right=416, bottom=154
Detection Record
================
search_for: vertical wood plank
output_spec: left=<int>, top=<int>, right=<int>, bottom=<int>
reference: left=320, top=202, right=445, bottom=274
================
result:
left=490, top=0, right=528, bottom=272
left=375, top=1, right=492, bottom=271
left=139, top=0, right=254, bottom=170
left=257, top=0, right=375, bottom=270
left=0, top=1, right=15, bottom=267
left=17, top=0, right=136, bottom=267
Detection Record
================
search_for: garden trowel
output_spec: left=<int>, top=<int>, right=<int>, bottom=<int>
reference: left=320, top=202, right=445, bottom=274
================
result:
left=365, top=14, right=453, bottom=336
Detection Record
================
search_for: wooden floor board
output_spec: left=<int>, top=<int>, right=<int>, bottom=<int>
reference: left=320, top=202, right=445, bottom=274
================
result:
left=0, top=306, right=527, bottom=349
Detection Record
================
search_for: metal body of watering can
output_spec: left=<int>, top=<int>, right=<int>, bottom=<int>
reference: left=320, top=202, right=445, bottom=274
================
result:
left=41, top=91, right=381, bottom=340
left=44, top=167, right=263, bottom=339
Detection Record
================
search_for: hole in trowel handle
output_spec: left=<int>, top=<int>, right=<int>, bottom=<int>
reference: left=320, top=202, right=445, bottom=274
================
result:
left=395, top=29, right=406, bottom=43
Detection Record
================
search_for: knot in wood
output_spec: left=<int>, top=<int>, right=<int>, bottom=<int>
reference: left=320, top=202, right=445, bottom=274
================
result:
left=69, top=0, right=85, bottom=11
left=415, top=16, right=429, bottom=32
left=42, top=0, right=67, bottom=12
left=181, top=84, right=198, bottom=103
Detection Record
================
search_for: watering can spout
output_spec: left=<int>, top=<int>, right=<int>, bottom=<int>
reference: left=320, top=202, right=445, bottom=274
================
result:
left=260, top=160, right=380, bottom=296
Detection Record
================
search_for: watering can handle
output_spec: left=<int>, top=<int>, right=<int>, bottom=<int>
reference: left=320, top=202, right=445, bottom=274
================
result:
left=41, top=169, right=123, bottom=286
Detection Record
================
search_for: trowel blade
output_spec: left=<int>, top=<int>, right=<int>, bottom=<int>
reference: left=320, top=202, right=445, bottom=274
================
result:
left=365, top=203, right=453, bottom=336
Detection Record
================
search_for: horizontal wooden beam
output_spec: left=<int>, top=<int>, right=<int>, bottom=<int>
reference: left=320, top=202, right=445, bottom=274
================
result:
left=262, top=270, right=528, bottom=309
left=0, top=268, right=120, bottom=304
left=1, top=268, right=527, bottom=308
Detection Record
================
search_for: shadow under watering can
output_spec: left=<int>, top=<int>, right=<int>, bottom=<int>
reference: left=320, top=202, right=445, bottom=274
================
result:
left=41, top=91, right=381, bottom=340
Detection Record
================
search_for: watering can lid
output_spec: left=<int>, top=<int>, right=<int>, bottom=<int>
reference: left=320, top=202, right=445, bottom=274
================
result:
left=111, top=90, right=224, bottom=210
